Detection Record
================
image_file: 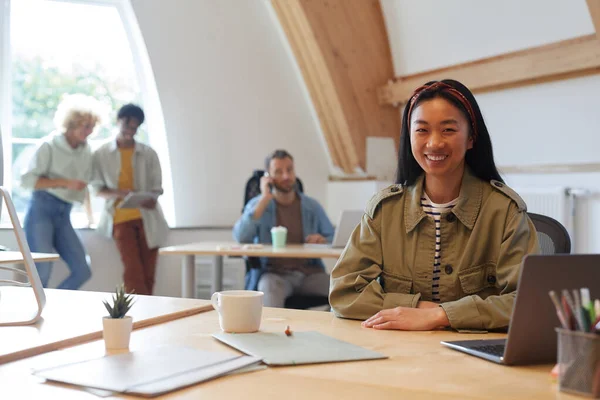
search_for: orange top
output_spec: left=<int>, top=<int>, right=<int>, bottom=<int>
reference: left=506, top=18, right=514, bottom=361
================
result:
left=113, top=147, right=142, bottom=225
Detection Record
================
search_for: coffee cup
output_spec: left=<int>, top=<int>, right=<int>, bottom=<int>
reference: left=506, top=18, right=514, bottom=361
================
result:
left=211, top=290, right=264, bottom=333
left=271, top=226, right=288, bottom=249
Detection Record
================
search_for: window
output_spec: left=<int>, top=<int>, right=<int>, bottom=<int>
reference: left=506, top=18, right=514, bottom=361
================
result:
left=0, top=0, right=173, bottom=226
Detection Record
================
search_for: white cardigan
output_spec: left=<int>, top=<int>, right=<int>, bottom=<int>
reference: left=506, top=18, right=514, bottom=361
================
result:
left=90, top=140, right=169, bottom=249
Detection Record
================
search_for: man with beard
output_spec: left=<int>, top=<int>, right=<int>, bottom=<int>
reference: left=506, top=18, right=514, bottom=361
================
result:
left=233, top=150, right=334, bottom=307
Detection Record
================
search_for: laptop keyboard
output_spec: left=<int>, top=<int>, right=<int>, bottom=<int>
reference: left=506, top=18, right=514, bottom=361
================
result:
left=471, top=344, right=505, bottom=357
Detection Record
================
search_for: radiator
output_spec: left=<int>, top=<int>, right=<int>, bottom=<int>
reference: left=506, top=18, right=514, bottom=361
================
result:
left=512, top=186, right=574, bottom=249
left=513, top=187, right=570, bottom=227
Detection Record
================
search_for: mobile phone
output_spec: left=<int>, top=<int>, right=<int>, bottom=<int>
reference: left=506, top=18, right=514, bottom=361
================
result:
left=263, top=172, right=273, bottom=191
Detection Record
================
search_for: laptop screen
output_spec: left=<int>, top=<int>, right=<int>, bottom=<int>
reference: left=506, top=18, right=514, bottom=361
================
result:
left=331, top=210, right=364, bottom=248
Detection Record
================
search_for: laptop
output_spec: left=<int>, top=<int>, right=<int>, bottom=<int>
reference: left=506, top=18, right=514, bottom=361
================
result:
left=331, top=210, right=364, bottom=248
left=441, top=254, right=600, bottom=365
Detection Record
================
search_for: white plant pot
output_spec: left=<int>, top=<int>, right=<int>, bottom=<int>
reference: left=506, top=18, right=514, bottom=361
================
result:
left=102, top=316, right=133, bottom=350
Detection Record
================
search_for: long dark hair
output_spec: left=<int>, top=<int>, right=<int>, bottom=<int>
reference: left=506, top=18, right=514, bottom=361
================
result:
left=395, top=79, right=503, bottom=186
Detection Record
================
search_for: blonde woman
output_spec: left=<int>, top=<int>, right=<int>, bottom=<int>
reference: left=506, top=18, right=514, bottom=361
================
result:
left=20, top=94, right=105, bottom=289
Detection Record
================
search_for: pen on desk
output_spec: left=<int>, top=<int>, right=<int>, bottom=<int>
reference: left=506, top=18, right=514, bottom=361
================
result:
left=562, top=290, right=580, bottom=331
left=548, top=291, right=570, bottom=330
left=575, top=290, right=591, bottom=332
left=561, top=293, right=575, bottom=330
left=580, top=288, right=595, bottom=328
left=573, top=289, right=587, bottom=332
left=581, top=308, right=591, bottom=333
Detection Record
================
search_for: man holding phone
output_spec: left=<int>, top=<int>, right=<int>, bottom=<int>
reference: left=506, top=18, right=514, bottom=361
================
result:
left=233, top=149, right=334, bottom=308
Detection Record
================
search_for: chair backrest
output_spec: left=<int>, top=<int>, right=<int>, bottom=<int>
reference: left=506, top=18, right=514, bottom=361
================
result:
left=242, top=169, right=304, bottom=211
left=527, top=212, right=571, bottom=255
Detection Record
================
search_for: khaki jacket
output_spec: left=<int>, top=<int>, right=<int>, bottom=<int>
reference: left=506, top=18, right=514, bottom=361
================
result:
left=329, top=168, right=540, bottom=330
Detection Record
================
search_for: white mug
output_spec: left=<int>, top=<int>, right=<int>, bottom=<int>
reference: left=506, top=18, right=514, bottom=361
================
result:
left=211, top=290, right=264, bottom=333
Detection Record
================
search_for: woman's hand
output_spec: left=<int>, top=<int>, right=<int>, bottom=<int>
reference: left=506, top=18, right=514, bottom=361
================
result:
left=117, top=189, right=132, bottom=199
left=65, top=179, right=87, bottom=191
left=362, top=306, right=449, bottom=331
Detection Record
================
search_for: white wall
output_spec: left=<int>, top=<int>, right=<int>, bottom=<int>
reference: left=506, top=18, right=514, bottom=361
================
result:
left=326, top=181, right=390, bottom=224
left=130, top=0, right=330, bottom=227
left=380, top=0, right=600, bottom=253
left=381, top=0, right=594, bottom=76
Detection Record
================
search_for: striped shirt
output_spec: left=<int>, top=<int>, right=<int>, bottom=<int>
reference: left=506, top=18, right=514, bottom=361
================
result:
left=421, top=193, right=458, bottom=302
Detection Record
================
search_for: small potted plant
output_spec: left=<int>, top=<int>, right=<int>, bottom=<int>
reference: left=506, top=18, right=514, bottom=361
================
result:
left=102, top=284, right=135, bottom=350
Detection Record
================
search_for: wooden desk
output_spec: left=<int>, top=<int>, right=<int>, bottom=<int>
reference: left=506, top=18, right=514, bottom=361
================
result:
left=0, top=306, right=579, bottom=399
left=159, top=242, right=344, bottom=297
left=0, top=251, right=59, bottom=264
left=0, top=288, right=212, bottom=365
left=0, top=252, right=60, bottom=280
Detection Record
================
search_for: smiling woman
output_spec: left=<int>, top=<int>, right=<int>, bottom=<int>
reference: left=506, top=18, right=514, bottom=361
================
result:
left=329, top=79, right=540, bottom=332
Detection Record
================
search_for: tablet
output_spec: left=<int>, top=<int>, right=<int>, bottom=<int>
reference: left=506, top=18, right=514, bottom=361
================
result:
left=117, top=192, right=160, bottom=209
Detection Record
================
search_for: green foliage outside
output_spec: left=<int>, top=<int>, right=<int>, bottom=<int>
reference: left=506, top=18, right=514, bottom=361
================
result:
left=9, top=55, right=145, bottom=212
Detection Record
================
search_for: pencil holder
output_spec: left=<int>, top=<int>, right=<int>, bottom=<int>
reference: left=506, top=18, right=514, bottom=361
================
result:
left=556, top=328, right=600, bottom=398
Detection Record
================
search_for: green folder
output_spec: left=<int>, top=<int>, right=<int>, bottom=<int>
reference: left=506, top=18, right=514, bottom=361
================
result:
left=213, top=331, right=388, bottom=366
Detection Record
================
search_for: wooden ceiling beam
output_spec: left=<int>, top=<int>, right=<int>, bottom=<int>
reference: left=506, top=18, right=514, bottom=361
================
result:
left=272, top=0, right=353, bottom=172
left=587, top=0, right=600, bottom=38
left=378, top=34, right=600, bottom=106
left=272, top=0, right=399, bottom=173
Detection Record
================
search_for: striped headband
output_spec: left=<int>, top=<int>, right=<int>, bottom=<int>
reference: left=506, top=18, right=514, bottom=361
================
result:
left=406, top=81, right=478, bottom=141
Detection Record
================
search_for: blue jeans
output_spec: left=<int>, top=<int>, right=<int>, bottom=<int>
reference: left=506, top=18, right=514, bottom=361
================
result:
left=23, top=191, right=91, bottom=289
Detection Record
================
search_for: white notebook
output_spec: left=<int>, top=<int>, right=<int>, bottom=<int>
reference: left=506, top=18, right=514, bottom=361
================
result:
left=33, top=346, right=261, bottom=397
left=213, top=331, right=387, bottom=365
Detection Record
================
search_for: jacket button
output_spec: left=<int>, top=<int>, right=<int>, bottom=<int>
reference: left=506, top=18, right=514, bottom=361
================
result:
left=446, top=213, right=456, bottom=222
left=494, top=181, right=504, bottom=188
left=390, top=187, right=399, bottom=193
left=444, top=264, right=453, bottom=275
left=487, top=275, right=497, bottom=284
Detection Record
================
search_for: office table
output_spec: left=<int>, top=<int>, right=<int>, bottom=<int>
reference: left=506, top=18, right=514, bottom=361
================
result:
left=0, top=251, right=59, bottom=265
left=0, top=288, right=212, bottom=365
left=0, top=252, right=59, bottom=283
left=159, top=241, right=344, bottom=297
left=0, top=304, right=577, bottom=399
